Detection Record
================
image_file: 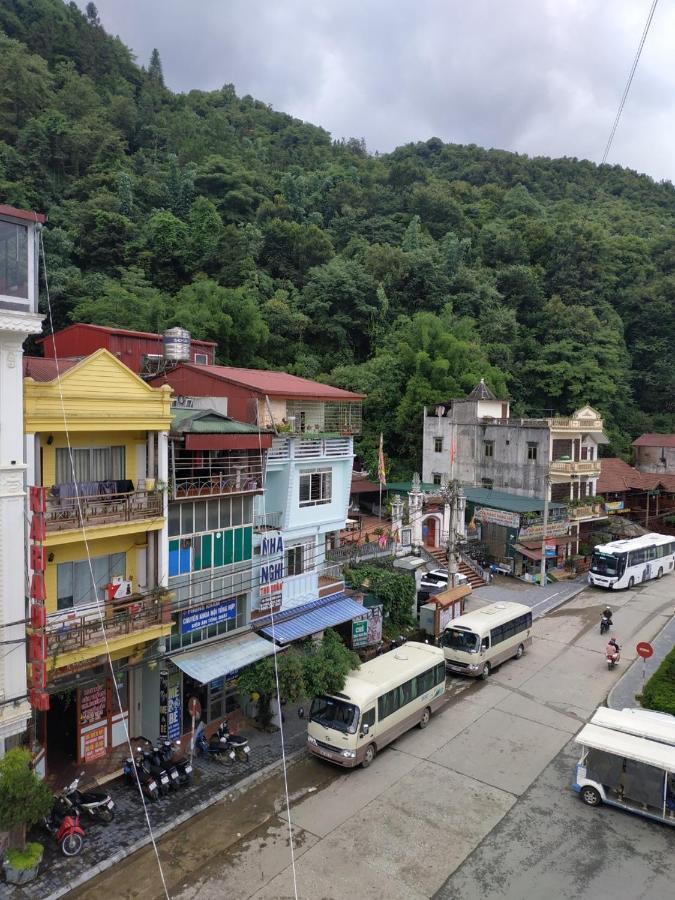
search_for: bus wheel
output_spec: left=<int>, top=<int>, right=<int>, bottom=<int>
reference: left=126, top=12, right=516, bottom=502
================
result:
left=480, top=663, right=491, bottom=680
left=580, top=786, right=601, bottom=807
left=515, top=644, right=525, bottom=659
left=627, top=577, right=635, bottom=589
left=419, top=707, right=431, bottom=729
left=361, top=744, right=376, bottom=768
left=657, top=567, right=663, bottom=580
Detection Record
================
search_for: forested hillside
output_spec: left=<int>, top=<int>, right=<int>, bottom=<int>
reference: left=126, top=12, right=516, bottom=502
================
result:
left=2, top=0, right=674, bottom=475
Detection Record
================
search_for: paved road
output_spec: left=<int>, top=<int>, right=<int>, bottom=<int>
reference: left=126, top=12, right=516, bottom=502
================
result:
left=473, top=573, right=588, bottom=618
left=72, top=577, right=675, bottom=900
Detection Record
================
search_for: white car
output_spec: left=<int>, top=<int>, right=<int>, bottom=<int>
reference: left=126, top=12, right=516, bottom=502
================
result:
left=419, top=568, right=470, bottom=593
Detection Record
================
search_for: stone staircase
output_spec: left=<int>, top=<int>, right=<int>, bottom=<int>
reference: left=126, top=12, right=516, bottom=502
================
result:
left=425, top=546, right=487, bottom=589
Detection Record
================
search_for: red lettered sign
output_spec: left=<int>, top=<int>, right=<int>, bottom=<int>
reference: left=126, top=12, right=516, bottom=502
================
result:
left=636, top=641, right=654, bottom=659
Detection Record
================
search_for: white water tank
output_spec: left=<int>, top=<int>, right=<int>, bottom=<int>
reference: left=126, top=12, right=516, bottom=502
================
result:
left=163, top=327, right=191, bottom=362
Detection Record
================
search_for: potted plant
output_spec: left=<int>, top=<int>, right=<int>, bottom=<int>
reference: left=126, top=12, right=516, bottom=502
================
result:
left=0, top=749, right=52, bottom=885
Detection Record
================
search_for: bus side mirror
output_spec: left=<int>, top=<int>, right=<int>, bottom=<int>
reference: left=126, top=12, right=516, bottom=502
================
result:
left=361, top=724, right=370, bottom=736
left=297, top=706, right=305, bottom=719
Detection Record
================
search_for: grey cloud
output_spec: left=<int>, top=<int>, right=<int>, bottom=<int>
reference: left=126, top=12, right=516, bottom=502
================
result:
left=78, top=0, right=675, bottom=181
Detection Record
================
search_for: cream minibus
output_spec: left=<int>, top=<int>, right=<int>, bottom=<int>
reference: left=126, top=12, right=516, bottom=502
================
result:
left=303, top=642, right=446, bottom=768
left=574, top=708, right=675, bottom=825
left=441, top=601, right=532, bottom=678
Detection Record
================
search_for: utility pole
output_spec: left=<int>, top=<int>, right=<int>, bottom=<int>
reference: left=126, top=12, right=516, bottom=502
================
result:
left=539, top=472, right=551, bottom=587
left=440, top=475, right=464, bottom=589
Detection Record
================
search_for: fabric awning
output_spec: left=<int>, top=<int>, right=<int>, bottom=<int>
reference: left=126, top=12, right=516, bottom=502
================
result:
left=170, top=631, right=277, bottom=684
left=256, top=592, right=365, bottom=645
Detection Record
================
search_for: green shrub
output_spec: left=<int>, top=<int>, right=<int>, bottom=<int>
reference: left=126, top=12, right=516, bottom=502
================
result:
left=5, top=843, right=43, bottom=871
left=640, top=645, right=675, bottom=716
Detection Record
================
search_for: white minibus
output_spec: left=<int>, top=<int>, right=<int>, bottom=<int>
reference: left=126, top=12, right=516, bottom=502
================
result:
left=589, top=532, right=675, bottom=590
left=441, top=601, right=532, bottom=679
left=573, top=708, right=675, bottom=826
left=303, top=642, right=446, bottom=768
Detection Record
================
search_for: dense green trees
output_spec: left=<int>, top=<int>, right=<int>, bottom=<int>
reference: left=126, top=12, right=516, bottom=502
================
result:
left=2, top=0, right=675, bottom=476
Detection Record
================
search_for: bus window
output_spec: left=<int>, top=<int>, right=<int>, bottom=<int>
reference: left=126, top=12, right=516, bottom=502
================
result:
left=481, top=636, right=490, bottom=650
left=361, top=708, right=376, bottom=730
left=442, top=628, right=479, bottom=653
left=310, top=696, right=359, bottom=734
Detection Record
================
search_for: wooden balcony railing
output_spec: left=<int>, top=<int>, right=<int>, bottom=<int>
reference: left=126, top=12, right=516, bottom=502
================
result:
left=45, top=489, right=163, bottom=533
left=46, top=590, right=172, bottom=656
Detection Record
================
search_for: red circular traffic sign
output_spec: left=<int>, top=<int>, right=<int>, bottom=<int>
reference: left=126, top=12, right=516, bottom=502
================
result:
left=187, top=696, right=201, bottom=719
left=636, top=642, right=654, bottom=660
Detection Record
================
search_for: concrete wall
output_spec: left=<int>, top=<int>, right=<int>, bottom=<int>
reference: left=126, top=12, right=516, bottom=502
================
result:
left=635, top=445, right=675, bottom=474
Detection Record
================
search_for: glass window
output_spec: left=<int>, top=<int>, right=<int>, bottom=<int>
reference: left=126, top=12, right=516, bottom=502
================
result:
left=242, top=495, right=253, bottom=523
left=362, top=707, right=376, bottom=728
left=207, top=500, right=219, bottom=531
left=168, top=504, right=180, bottom=537
left=481, top=478, right=494, bottom=490
left=527, top=442, right=538, bottom=461
left=378, top=688, right=399, bottom=721
left=231, top=495, right=243, bottom=527
left=299, top=469, right=332, bottom=506
left=220, top=498, right=231, bottom=529
left=484, top=441, right=494, bottom=458
left=434, top=437, right=443, bottom=453
left=56, top=553, right=126, bottom=610
left=432, top=473, right=442, bottom=486
left=0, top=221, right=28, bottom=299
left=194, top=501, right=207, bottom=534
left=441, top=629, right=479, bottom=652
left=181, top=503, right=194, bottom=536
left=55, top=446, right=125, bottom=484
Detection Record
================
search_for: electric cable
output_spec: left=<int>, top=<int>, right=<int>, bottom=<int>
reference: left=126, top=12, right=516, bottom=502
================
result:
left=38, top=225, right=172, bottom=900
left=601, top=0, right=659, bottom=165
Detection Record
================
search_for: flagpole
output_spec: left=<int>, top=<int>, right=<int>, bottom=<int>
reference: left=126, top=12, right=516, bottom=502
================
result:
left=379, top=480, right=382, bottom=520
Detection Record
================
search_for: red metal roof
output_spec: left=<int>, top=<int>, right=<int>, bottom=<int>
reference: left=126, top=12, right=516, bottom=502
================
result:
left=0, top=204, right=46, bottom=224
left=632, top=433, right=675, bottom=448
left=37, top=323, right=216, bottom=348
left=598, top=457, right=675, bottom=494
left=179, top=363, right=365, bottom=400
left=23, top=357, right=80, bottom=381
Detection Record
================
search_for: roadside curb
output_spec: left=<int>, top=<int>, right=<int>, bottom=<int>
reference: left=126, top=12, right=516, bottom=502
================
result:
left=43, top=746, right=307, bottom=900
left=607, top=612, right=675, bottom=710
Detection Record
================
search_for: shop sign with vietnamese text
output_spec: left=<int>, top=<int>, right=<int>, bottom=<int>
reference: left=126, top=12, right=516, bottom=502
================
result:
left=80, top=681, right=106, bottom=726
left=474, top=506, right=521, bottom=529
left=260, top=533, right=284, bottom=611
left=181, top=597, right=237, bottom=634
left=518, top=519, right=570, bottom=540
left=83, top=725, right=107, bottom=762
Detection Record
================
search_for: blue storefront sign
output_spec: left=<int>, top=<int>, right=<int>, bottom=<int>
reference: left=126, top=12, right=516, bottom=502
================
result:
left=167, top=681, right=181, bottom=740
left=181, top=597, right=237, bottom=634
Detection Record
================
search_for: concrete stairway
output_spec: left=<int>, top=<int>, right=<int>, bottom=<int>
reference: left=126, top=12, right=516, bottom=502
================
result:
left=425, top=546, right=486, bottom=589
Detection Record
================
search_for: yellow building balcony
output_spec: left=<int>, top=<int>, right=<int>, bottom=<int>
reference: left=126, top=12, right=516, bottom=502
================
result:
left=549, top=460, right=602, bottom=477
left=44, top=487, right=164, bottom=542
left=46, top=589, right=173, bottom=669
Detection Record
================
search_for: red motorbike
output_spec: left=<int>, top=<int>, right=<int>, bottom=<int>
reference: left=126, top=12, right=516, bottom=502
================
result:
left=44, top=794, right=85, bottom=856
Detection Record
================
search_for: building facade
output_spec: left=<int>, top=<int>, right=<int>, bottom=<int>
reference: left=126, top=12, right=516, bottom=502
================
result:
left=632, top=433, right=675, bottom=475
left=0, top=205, right=44, bottom=756
left=23, top=349, right=173, bottom=773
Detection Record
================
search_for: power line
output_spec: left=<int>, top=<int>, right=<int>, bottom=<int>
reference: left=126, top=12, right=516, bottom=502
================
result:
left=601, top=0, right=659, bottom=165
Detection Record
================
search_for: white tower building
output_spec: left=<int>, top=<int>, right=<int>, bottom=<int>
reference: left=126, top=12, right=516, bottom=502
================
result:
left=0, top=205, right=44, bottom=754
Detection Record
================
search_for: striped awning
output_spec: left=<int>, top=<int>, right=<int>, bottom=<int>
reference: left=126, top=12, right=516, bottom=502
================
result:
left=256, top=593, right=365, bottom=645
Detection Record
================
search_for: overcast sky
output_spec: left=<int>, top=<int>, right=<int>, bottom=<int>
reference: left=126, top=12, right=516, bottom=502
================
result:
left=78, top=0, right=674, bottom=182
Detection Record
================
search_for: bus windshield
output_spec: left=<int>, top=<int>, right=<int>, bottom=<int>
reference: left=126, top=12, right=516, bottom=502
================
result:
left=591, top=552, right=625, bottom=577
left=441, top=628, right=480, bottom=653
left=309, top=696, right=359, bottom=734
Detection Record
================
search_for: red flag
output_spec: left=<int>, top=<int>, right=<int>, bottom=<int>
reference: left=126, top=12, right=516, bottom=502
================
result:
left=450, top=440, right=456, bottom=464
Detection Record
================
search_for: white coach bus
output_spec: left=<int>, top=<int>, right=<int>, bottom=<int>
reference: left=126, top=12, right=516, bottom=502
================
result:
left=441, top=601, right=532, bottom=679
left=302, top=642, right=446, bottom=769
left=588, top=533, right=675, bottom=590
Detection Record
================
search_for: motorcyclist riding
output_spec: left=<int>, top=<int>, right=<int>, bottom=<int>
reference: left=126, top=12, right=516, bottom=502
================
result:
left=606, top=637, right=620, bottom=659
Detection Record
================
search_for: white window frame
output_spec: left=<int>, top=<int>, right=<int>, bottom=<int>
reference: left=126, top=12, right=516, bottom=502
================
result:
left=434, top=437, right=443, bottom=453
left=299, top=468, right=332, bottom=507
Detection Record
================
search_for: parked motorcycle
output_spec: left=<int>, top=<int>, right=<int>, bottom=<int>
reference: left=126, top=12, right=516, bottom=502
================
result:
left=193, top=720, right=235, bottom=763
left=123, top=751, right=160, bottom=802
left=157, top=739, right=193, bottom=785
left=215, top=720, right=251, bottom=762
left=63, top=772, right=115, bottom=823
left=138, top=745, right=174, bottom=795
left=44, top=794, right=85, bottom=856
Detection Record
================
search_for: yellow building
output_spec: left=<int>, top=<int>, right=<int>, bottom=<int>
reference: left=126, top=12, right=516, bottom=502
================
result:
left=23, top=349, right=173, bottom=772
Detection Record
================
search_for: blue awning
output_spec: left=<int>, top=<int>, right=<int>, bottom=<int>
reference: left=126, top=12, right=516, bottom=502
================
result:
left=256, top=592, right=365, bottom=644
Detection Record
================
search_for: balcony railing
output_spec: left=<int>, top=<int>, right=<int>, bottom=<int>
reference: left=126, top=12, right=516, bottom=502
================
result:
left=45, top=488, right=163, bottom=533
left=482, top=416, right=604, bottom=432
left=318, top=563, right=345, bottom=597
left=262, top=400, right=362, bottom=436
left=549, top=460, right=601, bottom=475
left=254, top=510, right=283, bottom=531
left=267, top=436, right=352, bottom=462
left=172, top=454, right=264, bottom=499
left=46, top=590, right=172, bottom=656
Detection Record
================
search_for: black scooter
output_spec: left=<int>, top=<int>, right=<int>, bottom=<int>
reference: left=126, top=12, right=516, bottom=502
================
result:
left=138, top=744, right=175, bottom=794
left=600, top=609, right=613, bottom=635
left=216, top=720, right=251, bottom=762
left=193, top=721, right=235, bottom=763
left=157, top=739, right=193, bottom=785
left=63, top=772, right=115, bottom=823
left=123, top=750, right=160, bottom=801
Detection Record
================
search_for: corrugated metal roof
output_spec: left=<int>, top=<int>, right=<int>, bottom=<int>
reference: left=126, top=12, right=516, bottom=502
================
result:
left=23, top=356, right=81, bottom=381
left=37, top=322, right=215, bottom=347
left=257, top=593, right=365, bottom=644
left=0, top=204, right=45, bottom=223
left=633, top=433, right=675, bottom=449
left=171, top=408, right=270, bottom=435
left=179, top=363, right=365, bottom=400
left=169, top=631, right=277, bottom=684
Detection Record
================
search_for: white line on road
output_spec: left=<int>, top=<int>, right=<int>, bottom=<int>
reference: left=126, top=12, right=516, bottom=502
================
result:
left=530, top=592, right=560, bottom=610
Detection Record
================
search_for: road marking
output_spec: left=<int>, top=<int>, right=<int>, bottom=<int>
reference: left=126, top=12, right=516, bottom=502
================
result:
left=530, top=592, right=560, bottom=610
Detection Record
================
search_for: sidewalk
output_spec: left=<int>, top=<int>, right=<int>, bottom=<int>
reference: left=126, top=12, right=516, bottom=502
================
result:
left=607, top=612, right=675, bottom=710
left=5, top=714, right=307, bottom=900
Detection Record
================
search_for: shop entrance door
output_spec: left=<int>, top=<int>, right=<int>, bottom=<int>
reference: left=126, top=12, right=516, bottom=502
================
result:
left=47, top=690, right=78, bottom=766
left=424, top=517, right=437, bottom=547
